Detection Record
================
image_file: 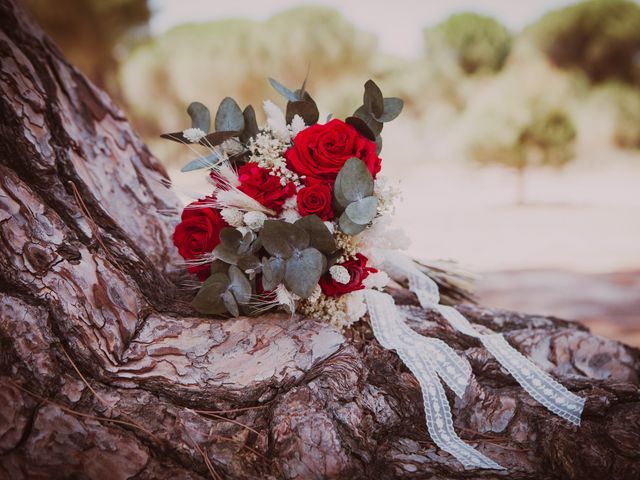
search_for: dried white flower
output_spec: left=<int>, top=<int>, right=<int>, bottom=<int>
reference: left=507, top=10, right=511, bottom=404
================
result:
left=307, top=285, right=322, bottom=303
left=363, top=271, right=390, bottom=290
left=324, top=221, right=335, bottom=234
left=344, top=291, right=367, bottom=321
left=283, top=195, right=298, bottom=210
left=263, top=100, right=290, bottom=141
left=275, top=284, right=297, bottom=313
left=290, top=114, right=306, bottom=136
left=329, top=265, right=350, bottom=284
left=220, top=207, right=244, bottom=227
left=244, top=211, right=267, bottom=231
left=182, top=127, right=206, bottom=143
left=280, top=208, right=301, bottom=223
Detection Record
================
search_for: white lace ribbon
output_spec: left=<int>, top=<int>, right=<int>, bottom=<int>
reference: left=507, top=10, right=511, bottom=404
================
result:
left=364, top=251, right=585, bottom=470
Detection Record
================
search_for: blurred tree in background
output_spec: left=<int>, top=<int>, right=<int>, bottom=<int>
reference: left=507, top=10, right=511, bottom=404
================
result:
left=119, top=7, right=379, bottom=161
left=423, top=13, right=512, bottom=75
left=24, top=0, right=150, bottom=97
left=468, top=100, right=577, bottom=204
left=529, top=0, right=640, bottom=85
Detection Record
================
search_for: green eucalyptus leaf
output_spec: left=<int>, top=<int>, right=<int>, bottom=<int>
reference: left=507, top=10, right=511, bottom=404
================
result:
left=333, top=170, right=349, bottom=210
left=181, top=153, right=223, bottom=172
left=336, top=157, right=374, bottom=204
left=345, top=115, right=376, bottom=142
left=284, top=248, right=324, bottom=298
left=228, top=265, right=252, bottom=304
left=378, top=98, right=404, bottom=122
left=237, top=232, right=257, bottom=256
left=354, top=111, right=383, bottom=137
left=375, top=136, right=383, bottom=155
left=363, top=80, right=384, bottom=118
left=260, top=220, right=309, bottom=258
left=237, top=254, right=260, bottom=272
left=286, top=100, right=319, bottom=125
left=345, top=195, right=378, bottom=225
left=191, top=273, right=229, bottom=314
left=219, top=227, right=242, bottom=249
left=338, top=211, right=367, bottom=235
left=240, top=105, right=259, bottom=143
left=215, top=97, right=245, bottom=133
left=160, top=131, right=189, bottom=144
left=213, top=244, right=239, bottom=265
left=199, top=131, right=238, bottom=147
left=222, top=290, right=240, bottom=317
left=295, top=215, right=336, bottom=254
left=268, top=77, right=299, bottom=102
left=187, top=102, right=211, bottom=133
left=261, top=256, right=285, bottom=291
left=210, top=260, right=229, bottom=276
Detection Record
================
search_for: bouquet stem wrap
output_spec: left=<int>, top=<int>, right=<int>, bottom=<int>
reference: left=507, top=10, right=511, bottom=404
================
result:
left=364, top=251, right=585, bottom=470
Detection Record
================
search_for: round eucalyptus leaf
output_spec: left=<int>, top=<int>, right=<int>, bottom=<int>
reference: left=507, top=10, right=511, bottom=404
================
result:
left=261, top=256, right=285, bottom=291
left=345, top=115, right=376, bottom=142
left=222, top=290, right=240, bottom=317
left=228, top=265, right=252, bottom=304
left=354, top=111, right=383, bottom=137
left=213, top=244, right=239, bottom=265
left=181, top=153, right=223, bottom=173
left=286, top=100, right=319, bottom=126
left=333, top=172, right=350, bottom=210
left=199, top=131, right=238, bottom=147
left=375, top=135, right=383, bottom=155
left=191, top=276, right=229, bottom=314
left=219, top=227, right=242, bottom=249
left=336, top=157, right=374, bottom=204
left=363, top=80, right=384, bottom=118
left=268, top=77, right=299, bottom=102
left=187, top=102, right=211, bottom=133
left=237, top=254, right=260, bottom=272
left=338, top=211, right=367, bottom=235
left=260, top=220, right=309, bottom=258
left=215, top=97, right=245, bottom=133
left=284, top=248, right=325, bottom=298
left=294, top=215, right=336, bottom=254
left=240, top=105, right=259, bottom=143
left=377, top=98, right=404, bottom=122
left=210, top=260, right=229, bottom=276
left=345, top=195, right=378, bottom=225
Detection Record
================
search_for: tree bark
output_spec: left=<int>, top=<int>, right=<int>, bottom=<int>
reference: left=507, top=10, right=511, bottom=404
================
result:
left=0, top=1, right=639, bottom=479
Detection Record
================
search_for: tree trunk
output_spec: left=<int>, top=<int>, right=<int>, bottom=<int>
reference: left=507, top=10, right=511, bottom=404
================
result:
left=1, top=1, right=639, bottom=479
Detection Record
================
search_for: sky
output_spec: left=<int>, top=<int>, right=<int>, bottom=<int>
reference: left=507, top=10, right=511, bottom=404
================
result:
left=149, top=0, right=579, bottom=58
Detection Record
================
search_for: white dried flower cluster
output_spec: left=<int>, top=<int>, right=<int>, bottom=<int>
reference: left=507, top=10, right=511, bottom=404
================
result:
left=244, top=211, right=267, bottom=230
left=298, top=291, right=367, bottom=330
left=220, top=207, right=244, bottom=227
left=329, top=265, right=350, bottom=284
left=248, top=131, right=303, bottom=186
left=280, top=208, right=301, bottom=223
left=357, top=216, right=411, bottom=264
left=275, top=284, right=298, bottom=313
left=362, top=271, right=390, bottom=290
left=334, top=231, right=359, bottom=260
left=374, top=176, right=401, bottom=215
left=182, top=127, right=206, bottom=143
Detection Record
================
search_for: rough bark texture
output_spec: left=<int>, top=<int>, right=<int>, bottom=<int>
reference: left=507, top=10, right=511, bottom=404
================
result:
left=1, top=1, right=639, bottom=479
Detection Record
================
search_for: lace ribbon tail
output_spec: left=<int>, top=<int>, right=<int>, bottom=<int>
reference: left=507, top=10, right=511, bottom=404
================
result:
left=364, top=290, right=505, bottom=470
left=384, top=251, right=585, bottom=425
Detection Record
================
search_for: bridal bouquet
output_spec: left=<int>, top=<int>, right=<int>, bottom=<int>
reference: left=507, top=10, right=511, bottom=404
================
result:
left=165, top=78, right=584, bottom=471
left=168, top=78, right=401, bottom=327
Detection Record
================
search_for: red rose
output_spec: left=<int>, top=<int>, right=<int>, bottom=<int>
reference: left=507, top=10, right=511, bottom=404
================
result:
left=237, top=163, right=296, bottom=214
left=173, top=196, right=227, bottom=281
left=296, top=183, right=334, bottom=220
left=285, top=119, right=381, bottom=184
left=319, top=254, right=377, bottom=297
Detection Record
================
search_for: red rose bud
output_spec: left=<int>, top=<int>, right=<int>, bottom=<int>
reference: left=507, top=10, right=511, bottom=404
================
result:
left=173, top=196, right=227, bottom=281
left=237, top=163, right=296, bottom=214
left=285, top=119, right=381, bottom=184
left=319, top=253, right=377, bottom=297
left=296, top=183, right=334, bottom=220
